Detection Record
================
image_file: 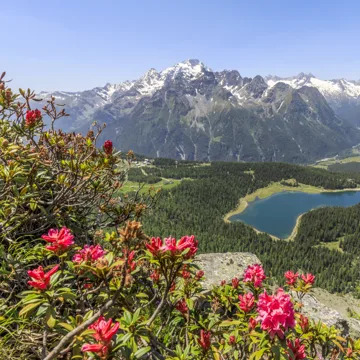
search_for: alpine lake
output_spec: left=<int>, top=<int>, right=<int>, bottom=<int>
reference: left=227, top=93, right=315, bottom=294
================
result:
left=229, top=190, right=360, bottom=238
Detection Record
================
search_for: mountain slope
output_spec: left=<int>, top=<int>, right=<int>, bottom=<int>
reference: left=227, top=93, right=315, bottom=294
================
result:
left=266, top=73, right=360, bottom=126
left=39, top=60, right=360, bottom=163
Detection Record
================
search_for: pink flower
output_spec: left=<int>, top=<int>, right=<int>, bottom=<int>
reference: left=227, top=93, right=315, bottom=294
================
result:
left=150, top=270, right=160, bottom=282
left=285, top=271, right=299, bottom=286
left=182, top=270, right=191, bottom=279
left=82, top=316, right=119, bottom=357
left=103, top=140, right=113, bottom=155
left=146, top=235, right=198, bottom=259
left=81, top=343, right=108, bottom=356
left=90, top=316, right=119, bottom=343
left=249, top=317, right=257, bottom=330
left=25, top=109, right=42, bottom=127
left=195, top=270, right=204, bottom=280
left=239, top=292, right=255, bottom=313
left=175, top=235, right=198, bottom=258
left=146, top=237, right=163, bottom=256
left=286, top=339, right=306, bottom=360
left=73, top=245, right=106, bottom=264
left=176, top=299, right=188, bottom=314
left=198, top=330, right=211, bottom=351
left=232, top=277, right=240, bottom=289
left=257, top=288, right=295, bottom=338
left=125, top=249, right=137, bottom=272
left=298, top=314, right=309, bottom=332
left=243, top=264, right=266, bottom=288
left=220, top=280, right=226, bottom=286
left=228, top=335, right=236, bottom=345
left=27, top=265, right=59, bottom=290
left=301, top=273, right=315, bottom=286
left=41, top=227, right=74, bottom=254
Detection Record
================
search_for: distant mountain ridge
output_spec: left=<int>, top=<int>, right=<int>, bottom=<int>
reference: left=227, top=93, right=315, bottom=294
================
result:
left=266, top=73, right=360, bottom=126
left=39, top=60, right=360, bottom=163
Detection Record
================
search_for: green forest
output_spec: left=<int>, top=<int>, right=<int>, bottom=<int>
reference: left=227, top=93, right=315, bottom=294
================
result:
left=127, top=160, right=360, bottom=294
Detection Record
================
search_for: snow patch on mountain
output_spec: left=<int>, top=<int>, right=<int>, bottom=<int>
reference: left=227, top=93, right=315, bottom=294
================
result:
left=266, top=74, right=360, bottom=100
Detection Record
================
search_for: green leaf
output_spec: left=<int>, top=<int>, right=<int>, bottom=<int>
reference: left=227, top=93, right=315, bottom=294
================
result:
left=134, top=346, right=151, bottom=359
left=19, top=301, right=42, bottom=317
left=46, top=312, right=56, bottom=328
left=58, top=322, right=74, bottom=332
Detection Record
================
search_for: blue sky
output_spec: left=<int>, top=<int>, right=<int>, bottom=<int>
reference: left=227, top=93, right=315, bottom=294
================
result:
left=2, top=0, right=360, bottom=91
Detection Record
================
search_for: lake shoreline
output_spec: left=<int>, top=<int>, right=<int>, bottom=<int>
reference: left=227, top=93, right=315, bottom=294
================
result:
left=224, top=182, right=360, bottom=241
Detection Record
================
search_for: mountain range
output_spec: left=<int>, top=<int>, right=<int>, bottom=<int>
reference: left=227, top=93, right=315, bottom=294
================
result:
left=39, top=60, right=360, bottom=163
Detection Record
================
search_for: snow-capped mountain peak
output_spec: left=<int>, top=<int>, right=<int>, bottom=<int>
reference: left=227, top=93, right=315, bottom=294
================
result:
left=160, top=59, right=210, bottom=80
left=266, top=73, right=360, bottom=100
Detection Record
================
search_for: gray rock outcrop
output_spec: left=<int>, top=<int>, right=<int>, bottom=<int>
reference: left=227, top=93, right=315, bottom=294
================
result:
left=196, top=252, right=360, bottom=337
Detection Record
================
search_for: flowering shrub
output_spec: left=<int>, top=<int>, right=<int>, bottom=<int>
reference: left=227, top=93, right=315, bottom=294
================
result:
left=1, top=75, right=360, bottom=359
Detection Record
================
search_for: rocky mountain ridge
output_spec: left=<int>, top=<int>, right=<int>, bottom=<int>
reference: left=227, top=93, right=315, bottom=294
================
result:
left=39, top=60, right=360, bottom=163
left=266, top=72, right=360, bottom=126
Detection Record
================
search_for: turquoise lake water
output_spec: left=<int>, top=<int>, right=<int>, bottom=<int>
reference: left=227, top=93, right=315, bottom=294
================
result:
left=229, top=191, right=360, bottom=238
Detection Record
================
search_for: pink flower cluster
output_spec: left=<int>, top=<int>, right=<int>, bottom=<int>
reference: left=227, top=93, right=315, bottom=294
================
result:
left=41, top=227, right=74, bottom=254
left=27, top=265, right=59, bottom=290
left=239, top=292, right=255, bottom=313
left=232, top=277, right=240, bottom=289
left=146, top=235, right=198, bottom=259
left=72, top=244, right=106, bottom=264
left=176, top=299, right=188, bottom=314
left=287, top=339, right=306, bottom=360
left=25, top=109, right=42, bottom=127
left=284, top=271, right=299, bottom=286
left=103, top=140, right=113, bottom=155
left=256, top=288, right=295, bottom=338
left=243, top=264, right=266, bottom=288
left=284, top=270, right=315, bottom=287
left=82, top=316, right=119, bottom=357
left=198, top=329, right=211, bottom=351
left=28, top=227, right=75, bottom=290
left=301, top=273, right=315, bottom=285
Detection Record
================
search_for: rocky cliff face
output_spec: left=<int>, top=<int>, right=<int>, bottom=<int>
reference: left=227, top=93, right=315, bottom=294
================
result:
left=38, top=60, right=360, bottom=164
left=196, top=252, right=360, bottom=337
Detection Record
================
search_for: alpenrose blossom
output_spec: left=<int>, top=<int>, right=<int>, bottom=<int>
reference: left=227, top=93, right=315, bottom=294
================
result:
left=301, top=273, right=315, bottom=285
left=72, top=244, right=106, bottom=264
left=103, top=140, right=113, bottom=155
left=284, top=270, right=299, bottom=286
left=27, top=264, right=59, bottom=290
left=298, top=314, right=309, bottom=332
left=145, top=235, right=198, bottom=259
left=286, top=339, right=306, bottom=360
left=195, top=270, right=204, bottom=280
left=243, top=264, right=266, bottom=288
left=175, top=299, right=188, bottom=314
left=122, top=249, right=137, bottom=272
left=181, top=270, right=191, bottom=279
left=232, top=277, right=240, bottom=289
left=228, top=335, right=236, bottom=345
left=82, top=316, right=119, bottom=357
left=41, top=227, right=74, bottom=254
left=239, top=292, right=255, bottom=313
left=25, top=109, right=42, bottom=127
left=249, top=317, right=257, bottom=330
left=198, top=329, right=211, bottom=351
left=145, top=237, right=163, bottom=256
left=257, top=288, right=295, bottom=338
